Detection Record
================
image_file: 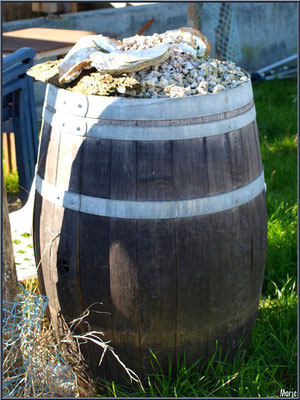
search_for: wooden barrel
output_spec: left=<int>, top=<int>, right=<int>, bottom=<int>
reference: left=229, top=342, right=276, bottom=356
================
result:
left=33, top=80, right=267, bottom=381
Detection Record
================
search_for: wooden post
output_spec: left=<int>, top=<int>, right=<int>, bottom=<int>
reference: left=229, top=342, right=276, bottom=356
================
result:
left=188, top=3, right=199, bottom=29
left=32, top=3, right=58, bottom=14
left=2, top=173, right=19, bottom=301
left=3, top=132, right=17, bottom=173
left=71, top=3, right=78, bottom=13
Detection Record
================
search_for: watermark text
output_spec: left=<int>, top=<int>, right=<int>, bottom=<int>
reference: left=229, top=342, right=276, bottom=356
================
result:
left=279, top=388, right=297, bottom=398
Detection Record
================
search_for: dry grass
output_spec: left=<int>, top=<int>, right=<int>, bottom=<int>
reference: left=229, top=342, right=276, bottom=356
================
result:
left=2, top=283, right=143, bottom=397
left=2, top=287, right=81, bottom=397
left=63, top=304, right=144, bottom=390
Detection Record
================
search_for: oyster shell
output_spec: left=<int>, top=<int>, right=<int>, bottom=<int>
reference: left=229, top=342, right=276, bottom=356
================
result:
left=59, top=34, right=123, bottom=84
left=90, top=44, right=172, bottom=75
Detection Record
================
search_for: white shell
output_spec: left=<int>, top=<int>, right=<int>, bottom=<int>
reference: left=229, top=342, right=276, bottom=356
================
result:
left=59, top=34, right=123, bottom=84
left=90, top=44, right=172, bottom=75
left=92, top=35, right=123, bottom=53
left=59, top=46, right=97, bottom=84
left=176, top=42, right=197, bottom=56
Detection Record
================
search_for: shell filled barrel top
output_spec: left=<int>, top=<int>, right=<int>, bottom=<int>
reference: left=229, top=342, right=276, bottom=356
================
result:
left=27, top=27, right=249, bottom=98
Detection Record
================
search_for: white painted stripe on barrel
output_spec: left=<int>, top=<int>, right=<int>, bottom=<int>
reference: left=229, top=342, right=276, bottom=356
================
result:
left=45, top=78, right=253, bottom=120
left=35, top=171, right=265, bottom=219
left=43, top=105, right=256, bottom=141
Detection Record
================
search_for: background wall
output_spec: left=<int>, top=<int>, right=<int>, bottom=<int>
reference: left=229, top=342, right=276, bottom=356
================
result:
left=221, top=2, right=297, bottom=72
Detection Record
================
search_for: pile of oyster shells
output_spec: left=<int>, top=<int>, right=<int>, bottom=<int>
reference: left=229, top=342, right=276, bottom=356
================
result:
left=127, top=51, right=248, bottom=98
left=28, top=28, right=249, bottom=98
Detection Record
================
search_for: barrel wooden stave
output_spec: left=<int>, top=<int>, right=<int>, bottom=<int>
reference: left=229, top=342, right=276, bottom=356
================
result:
left=33, top=82, right=267, bottom=380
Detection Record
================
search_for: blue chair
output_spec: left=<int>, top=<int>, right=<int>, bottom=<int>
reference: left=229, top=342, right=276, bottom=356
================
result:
left=2, top=48, right=39, bottom=203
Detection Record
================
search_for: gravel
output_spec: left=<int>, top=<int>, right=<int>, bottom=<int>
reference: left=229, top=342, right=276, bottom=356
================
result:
left=127, top=49, right=248, bottom=98
left=118, top=30, right=249, bottom=98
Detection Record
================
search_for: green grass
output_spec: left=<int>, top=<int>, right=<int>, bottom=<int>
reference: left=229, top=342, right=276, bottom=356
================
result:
left=254, top=79, right=297, bottom=296
left=3, top=169, right=19, bottom=194
left=98, top=278, right=297, bottom=397
left=96, top=79, right=298, bottom=397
